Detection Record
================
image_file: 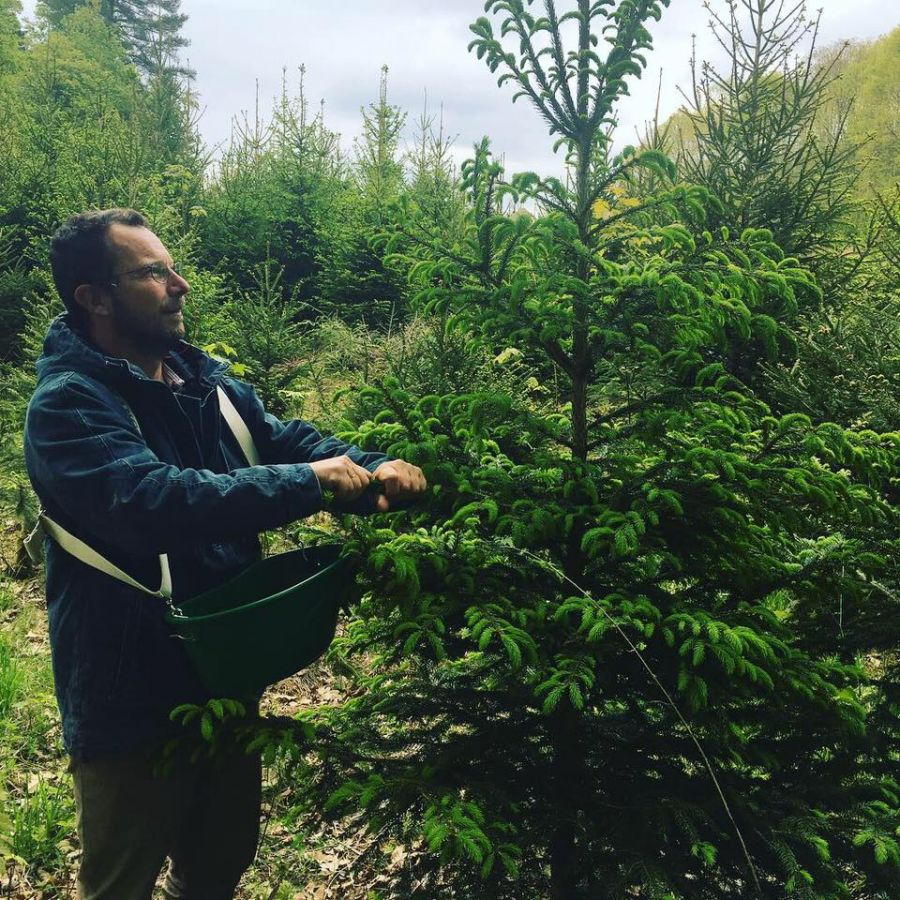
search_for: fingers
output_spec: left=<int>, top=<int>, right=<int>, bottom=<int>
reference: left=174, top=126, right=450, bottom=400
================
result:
left=310, top=457, right=427, bottom=509
left=334, top=459, right=373, bottom=500
left=372, top=461, right=428, bottom=507
left=309, top=455, right=373, bottom=501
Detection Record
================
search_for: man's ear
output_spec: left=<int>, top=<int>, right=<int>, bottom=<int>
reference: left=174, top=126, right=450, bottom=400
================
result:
left=73, top=283, right=113, bottom=319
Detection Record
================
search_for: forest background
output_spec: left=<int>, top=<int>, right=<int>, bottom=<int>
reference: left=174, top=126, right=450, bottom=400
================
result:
left=0, top=0, right=898, bottom=897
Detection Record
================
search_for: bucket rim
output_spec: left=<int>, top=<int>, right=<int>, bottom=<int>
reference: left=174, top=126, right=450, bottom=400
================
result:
left=165, top=546, right=352, bottom=626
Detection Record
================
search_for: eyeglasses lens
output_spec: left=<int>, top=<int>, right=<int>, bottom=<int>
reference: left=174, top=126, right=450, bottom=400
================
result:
left=150, top=263, right=177, bottom=283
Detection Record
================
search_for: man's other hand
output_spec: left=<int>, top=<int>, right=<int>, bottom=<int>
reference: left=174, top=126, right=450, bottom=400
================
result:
left=309, top=456, right=374, bottom=502
left=371, top=460, right=427, bottom=511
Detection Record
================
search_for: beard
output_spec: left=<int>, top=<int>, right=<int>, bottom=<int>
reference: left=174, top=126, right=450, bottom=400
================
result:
left=111, top=295, right=186, bottom=357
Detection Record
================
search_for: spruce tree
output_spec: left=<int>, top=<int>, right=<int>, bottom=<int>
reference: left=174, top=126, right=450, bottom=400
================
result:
left=317, top=66, right=408, bottom=328
left=227, top=256, right=310, bottom=419
left=183, top=2, right=899, bottom=897
left=199, top=69, right=342, bottom=300
left=673, top=1, right=900, bottom=690
left=354, top=65, right=407, bottom=220
left=674, top=0, right=863, bottom=280
left=407, top=99, right=466, bottom=236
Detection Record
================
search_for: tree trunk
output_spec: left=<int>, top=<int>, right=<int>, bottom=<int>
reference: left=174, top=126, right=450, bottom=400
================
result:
left=549, top=705, right=582, bottom=899
left=551, top=11, right=596, bottom=895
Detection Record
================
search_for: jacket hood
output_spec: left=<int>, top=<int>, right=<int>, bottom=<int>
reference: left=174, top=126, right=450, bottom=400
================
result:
left=35, top=315, right=229, bottom=389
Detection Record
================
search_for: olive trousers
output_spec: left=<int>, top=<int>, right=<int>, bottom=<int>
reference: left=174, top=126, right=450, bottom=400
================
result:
left=71, top=746, right=261, bottom=900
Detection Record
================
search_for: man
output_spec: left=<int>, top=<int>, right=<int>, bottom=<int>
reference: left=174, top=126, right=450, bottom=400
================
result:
left=23, top=208, right=426, bottom=899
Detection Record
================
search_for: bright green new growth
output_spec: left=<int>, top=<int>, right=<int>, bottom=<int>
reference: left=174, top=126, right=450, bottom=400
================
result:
left=247, top=2, right=900, bottom=898
left=0, top=0, right=896, bottom=896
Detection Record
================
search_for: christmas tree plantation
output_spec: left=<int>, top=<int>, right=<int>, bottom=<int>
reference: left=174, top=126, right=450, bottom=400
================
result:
left=227, top=2, right=900, bottom=897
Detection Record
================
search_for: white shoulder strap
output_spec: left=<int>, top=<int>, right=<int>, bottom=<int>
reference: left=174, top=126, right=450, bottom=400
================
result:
left=40, top=515, right=173, bottom=599
left=216, top=385, right=260, bottom=466
left=35, top=383, right=260, bottom=596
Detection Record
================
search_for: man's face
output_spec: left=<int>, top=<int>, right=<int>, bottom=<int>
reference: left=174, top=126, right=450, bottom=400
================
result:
left=103, top=224, right=190, bottom=356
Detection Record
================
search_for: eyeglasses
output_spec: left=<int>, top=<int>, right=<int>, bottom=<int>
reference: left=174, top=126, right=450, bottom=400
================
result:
left=107, top=261, right=181, bottom=288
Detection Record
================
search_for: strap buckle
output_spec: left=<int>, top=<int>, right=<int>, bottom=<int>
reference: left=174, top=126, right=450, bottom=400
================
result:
left=23, top=516, right=47, bottom=564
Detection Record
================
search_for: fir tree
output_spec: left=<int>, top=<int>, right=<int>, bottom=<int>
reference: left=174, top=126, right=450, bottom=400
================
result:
left=227, top=255, right=310, bottom=419
left=407, top=98, right=466, bottom=236
left=199, top=69, right=342, bottom=299
left=672, top=2, right=900, bottom=691
left=675, top=0, right=863, bottom=278
left=354, top=65, right=406, bottom=221
left=317, top=66, right=408, bottom=329
left=201, top=2, right=900, bottom=898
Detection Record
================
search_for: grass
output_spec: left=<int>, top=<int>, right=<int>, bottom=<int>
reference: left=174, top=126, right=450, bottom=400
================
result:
left=8, top=777, right=75, bottom=876
left=0, top=582, right=16, bottom=614
left=0, top=631, right=24, bottom=721
left=0, top=569, right=75, bottom=897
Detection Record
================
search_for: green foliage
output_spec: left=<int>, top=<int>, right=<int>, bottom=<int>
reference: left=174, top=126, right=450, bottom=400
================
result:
left=407, top=105, right=467, bottom=237
left=40, top=0, right=193, bottom=80
left=674, top=0, right=864, bottom=274
left=197, top=69, right=343, bottom=301
left=0, top=3, right=204, bottom=364
left=764, top=280, right=900, bottom=433
left=0, top=631, right=23, bottom=721
left=6, top=778, right=74, bottom=875
left=0, top=226, right=39, bottom=360
left=821, top=27, right=900, bottom=201
left=0, top=0, right=21, bottom=75
left=660, top=2, right=899, bottom=701
left=317, top=66, right=411, bottom=328
left=0, top=7, right=141, bottom=241
left=354, top=66, right=406, bottom=214
left=0, top=0, right=897, bottom=896
left=246, top=3, right=900, bottom=898
left=659, top=7, right=899, bottom=433
left=665, top=3, right=898, bottom=437
left=177, top=260, right=234, bottom=349
left=227, top=256, right=311, bottom=418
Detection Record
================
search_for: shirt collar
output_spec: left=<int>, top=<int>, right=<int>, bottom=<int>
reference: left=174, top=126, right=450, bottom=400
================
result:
left=162, top=361, right=185, bottom=390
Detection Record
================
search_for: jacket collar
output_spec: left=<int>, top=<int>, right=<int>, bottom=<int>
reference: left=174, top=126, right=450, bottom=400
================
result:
left=36, top=315, right=230, bottom=390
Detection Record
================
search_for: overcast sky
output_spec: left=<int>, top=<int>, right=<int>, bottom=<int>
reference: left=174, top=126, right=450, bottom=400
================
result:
left=18, top=0, right=898, bottom=179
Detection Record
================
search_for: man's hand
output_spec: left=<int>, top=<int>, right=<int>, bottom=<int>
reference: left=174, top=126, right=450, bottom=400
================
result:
left=309, top=455, right=374, bottom=502
left=371, top=460, right=427, bottom=512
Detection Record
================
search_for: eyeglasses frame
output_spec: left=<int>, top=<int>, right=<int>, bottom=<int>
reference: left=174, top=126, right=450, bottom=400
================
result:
left=105, top=261, right=181, bottom=289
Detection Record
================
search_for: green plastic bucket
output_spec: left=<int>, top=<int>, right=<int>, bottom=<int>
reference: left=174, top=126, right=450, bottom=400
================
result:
left=165, top=545, right=354, bottom=697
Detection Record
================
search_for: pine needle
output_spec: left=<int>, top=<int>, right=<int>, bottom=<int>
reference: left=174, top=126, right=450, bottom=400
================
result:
left=512, top=544, right=764, bottom=897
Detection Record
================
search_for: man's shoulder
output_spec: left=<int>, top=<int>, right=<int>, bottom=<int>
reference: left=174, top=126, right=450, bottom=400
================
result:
left=30, top=369, right=115, bottom=407
left=26, top=370, right=134, bottom=435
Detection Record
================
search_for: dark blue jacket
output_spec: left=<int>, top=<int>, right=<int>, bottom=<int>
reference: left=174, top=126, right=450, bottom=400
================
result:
left=24, top=316, right=388, bottom=760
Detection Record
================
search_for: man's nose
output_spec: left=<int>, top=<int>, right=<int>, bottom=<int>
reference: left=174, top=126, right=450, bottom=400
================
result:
left=169, top=269, right=190, bottom=293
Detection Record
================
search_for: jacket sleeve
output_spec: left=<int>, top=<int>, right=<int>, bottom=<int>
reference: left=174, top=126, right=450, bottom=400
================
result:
left=24, top=374, right=326, bottom=556
left=219, top=377, right=391, bottom=514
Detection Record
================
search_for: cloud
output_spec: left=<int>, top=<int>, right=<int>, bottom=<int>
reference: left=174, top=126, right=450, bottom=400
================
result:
left=18, top=0, right=897, bottom=178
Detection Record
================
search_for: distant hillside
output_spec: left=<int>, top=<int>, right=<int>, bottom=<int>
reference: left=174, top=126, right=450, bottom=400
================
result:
left=824, top=26, right=899, bottom=198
